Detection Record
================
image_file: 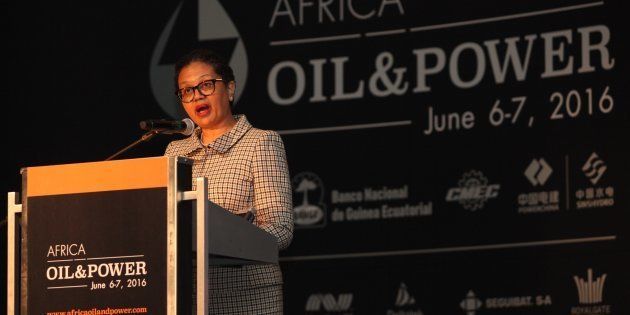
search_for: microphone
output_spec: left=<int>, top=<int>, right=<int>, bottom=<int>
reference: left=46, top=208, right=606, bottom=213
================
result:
left=139, top=118, right=195, bottom=136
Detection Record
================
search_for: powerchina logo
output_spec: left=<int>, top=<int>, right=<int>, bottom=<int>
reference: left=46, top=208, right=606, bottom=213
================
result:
left=446, top=170, right=500, bottom=211
left=524, top=158, right=552, bottom=186
left=150, top=0, right=248, bottom=118
left=518, top=157, right=559, bottom=214
left=571, top=268, right=611, bottom=315
left=292, top=172, right=326, bottom=228
left=305, top=293, right=353, bottom=314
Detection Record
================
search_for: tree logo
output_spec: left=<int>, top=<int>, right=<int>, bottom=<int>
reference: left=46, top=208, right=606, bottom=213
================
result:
left=292, top=172, right=326, bottom=228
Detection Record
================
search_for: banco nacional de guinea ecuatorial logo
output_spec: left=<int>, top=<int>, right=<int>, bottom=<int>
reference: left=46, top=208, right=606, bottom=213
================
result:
left=150, top=0, right=248, bottom=119
left=292, top=172, right=326, bottom=228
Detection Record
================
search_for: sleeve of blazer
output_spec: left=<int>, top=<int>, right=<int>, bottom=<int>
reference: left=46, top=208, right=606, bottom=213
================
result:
left=252, top=131, right=294, bottom=250
left=164, top=142, right=174, bottom=156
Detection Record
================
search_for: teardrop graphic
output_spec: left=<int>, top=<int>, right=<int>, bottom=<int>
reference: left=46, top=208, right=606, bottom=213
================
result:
left=150, top=0, right=248, bottom=119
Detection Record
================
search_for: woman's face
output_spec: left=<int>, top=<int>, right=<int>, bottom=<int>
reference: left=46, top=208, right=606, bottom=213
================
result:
left=177, top=61, right=235, bottom=129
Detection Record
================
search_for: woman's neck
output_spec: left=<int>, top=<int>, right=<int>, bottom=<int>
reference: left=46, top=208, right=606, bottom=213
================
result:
left=200, top=116, right=237, bottom=145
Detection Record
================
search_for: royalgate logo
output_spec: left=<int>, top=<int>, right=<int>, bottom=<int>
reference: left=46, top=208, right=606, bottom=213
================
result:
left=574, top=268, right=606, bottom=304
left=446, top=170, right=500, bottom=211
left=571, top=268, right=611, bottom=314
left=305, top=293, right=353, bottom=313
left=150, top=0, right=248, bottom=119
left=292, top=172, right=327, bottom=228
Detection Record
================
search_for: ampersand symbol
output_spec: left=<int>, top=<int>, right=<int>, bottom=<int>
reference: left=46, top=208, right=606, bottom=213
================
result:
left=369, top=52, right=408, bottom=97
left=75, top=265, right=87, bottom=279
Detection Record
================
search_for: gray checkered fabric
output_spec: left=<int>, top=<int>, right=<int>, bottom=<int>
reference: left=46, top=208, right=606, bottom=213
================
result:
left=164, top=115, right=293, bottom=314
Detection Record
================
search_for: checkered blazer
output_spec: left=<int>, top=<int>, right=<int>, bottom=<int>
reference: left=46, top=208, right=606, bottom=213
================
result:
left=164, top=115, right=293, bottom=314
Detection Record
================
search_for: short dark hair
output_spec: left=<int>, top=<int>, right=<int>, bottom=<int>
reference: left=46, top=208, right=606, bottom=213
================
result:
left=173, top=48, right=235, bottom=91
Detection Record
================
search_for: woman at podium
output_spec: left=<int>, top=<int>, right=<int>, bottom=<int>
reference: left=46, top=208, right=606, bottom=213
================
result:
left=164, top=48, right=293, bottom=314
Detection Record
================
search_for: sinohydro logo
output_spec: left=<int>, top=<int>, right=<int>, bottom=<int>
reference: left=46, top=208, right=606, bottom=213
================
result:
left=150, top=0, right=248, bottom=119
left=446, top=170, right=500, bottom=211
left=292, top=172, right=326, bottom=228
left=582, top=152, right=607, bottom=185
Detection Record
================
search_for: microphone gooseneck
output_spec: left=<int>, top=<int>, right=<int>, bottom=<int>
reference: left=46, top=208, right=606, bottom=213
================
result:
left=104, top=118, right=195, bottom=161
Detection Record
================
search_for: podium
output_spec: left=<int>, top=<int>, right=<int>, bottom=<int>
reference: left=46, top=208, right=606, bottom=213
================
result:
left=7, top=156, right=278, bottom=315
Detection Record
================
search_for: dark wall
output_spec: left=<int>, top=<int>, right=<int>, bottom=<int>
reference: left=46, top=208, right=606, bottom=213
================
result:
left=4, top=0, right=629, bottom=314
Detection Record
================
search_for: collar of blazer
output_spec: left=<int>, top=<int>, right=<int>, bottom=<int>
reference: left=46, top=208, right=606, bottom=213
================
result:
left=179, top=114, right=253, bottom=155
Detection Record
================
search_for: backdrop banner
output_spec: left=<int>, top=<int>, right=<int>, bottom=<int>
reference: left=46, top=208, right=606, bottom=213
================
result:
left=4, top=0, right=628, bottom=314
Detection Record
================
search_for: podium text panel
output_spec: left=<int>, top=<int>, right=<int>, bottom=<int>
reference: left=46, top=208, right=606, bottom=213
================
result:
left=27, top=188, right=167, bottom=314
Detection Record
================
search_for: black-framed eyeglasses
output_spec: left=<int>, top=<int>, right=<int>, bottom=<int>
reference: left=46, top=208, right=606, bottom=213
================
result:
left=175, top=79, right=225, bottom=103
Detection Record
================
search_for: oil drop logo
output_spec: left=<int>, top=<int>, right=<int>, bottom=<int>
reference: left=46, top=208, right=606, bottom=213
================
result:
left=150, top=0, right=248, bottom=118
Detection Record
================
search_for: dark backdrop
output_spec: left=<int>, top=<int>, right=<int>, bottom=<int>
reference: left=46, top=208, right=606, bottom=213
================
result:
left=4, top=0, right=629, bottom=314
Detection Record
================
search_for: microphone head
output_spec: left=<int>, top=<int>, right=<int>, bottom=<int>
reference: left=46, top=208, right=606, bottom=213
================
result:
left=181, top=118, right=195, bottom=136
left=139, top=120, right=151, bottom=131
left=138, top=118, right=195, bottom=135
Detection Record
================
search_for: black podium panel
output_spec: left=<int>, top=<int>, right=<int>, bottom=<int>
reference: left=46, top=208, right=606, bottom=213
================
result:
left=27, top=189, right=167, bottom=315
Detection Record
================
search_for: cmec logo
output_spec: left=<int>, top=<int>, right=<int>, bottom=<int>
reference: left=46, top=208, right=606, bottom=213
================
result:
left=446, top=170, right=500, bottom=211
left=150, top=0, right=248, bottom=119
left=305, top=293, right=353, bottom=312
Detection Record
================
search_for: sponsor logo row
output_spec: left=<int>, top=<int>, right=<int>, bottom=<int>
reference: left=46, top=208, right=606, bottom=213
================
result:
left=293, top=152, right=615, bottom=228
left=302, top=268, right=611, bottom=315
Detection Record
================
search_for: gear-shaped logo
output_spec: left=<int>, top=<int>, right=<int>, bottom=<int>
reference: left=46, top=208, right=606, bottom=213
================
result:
left=446, top=170, right=500, bottom=211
